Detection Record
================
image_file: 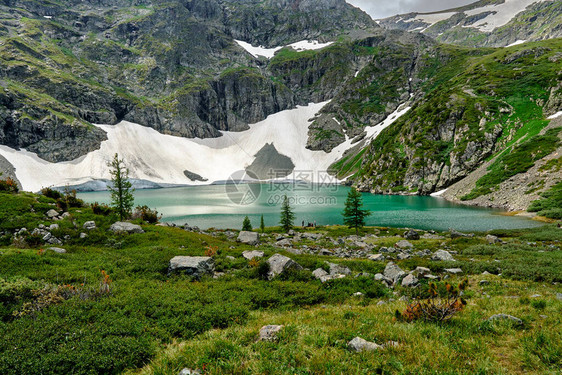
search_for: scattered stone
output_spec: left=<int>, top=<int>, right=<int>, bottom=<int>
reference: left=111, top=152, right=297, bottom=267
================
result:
left=488, top=314, right=523, bottom=325
left=479, top=280, right=490, bottom=286
left=327, top=262, right=351, bottom=276
left=274, top=239, right=293, bottom=247
left=557, top=293, right=562, bottom=301
left=530, top=294, right=542, bottom=298
left=61, top=212, right=71, bottom=219
left=384, top=262, right=406, bottom=284
left=486, top=234, right=502, bottom=244
left=79, top=232, right=87, bottom=239
left=395, top=240, right=413, bottom=249
left=258, top=325, right=283, bottom=341
left=450, top=229, right=467, bottom=239
left=109, top=222, right=144, bottom=234
left=83, top=221, right=96, bottom=230
left=319, top=249, right=333, bottom=256
left=444, top=268, right=463, bottom=275
left=368, top=254, right=385, bottom=262
left=179, top=368, right=201, bottom=375
left=413, top=267, right=431, bottom=276
left=168, top=256, right=214, bottom=277
left=431, top=250, right=456, bottom=262
left=46, top=209, right=59, bottom=219
left=237, top=231, right=259, bottom=245
left=267, top=254, right=303, bottom=279
left=385, top=341, right=400, bottom=348
left=226, top=255, right=236, bottom=261
left=424, top=274, right=439, bottom=280
left=319, top=274, right=346, bottom=283
left=347, top=337, right=383, bottom=352
left=49, top=224, right=59, bottom=231
left=421, top=233, right=444, bottom=240
left=404, top=229, right=420, bottom=240
left=482, top=271, right=491, bottom=275
left=353, top=292, right=363, bottom=297
left=312, top=268, right=329, bottom=279
left=397, top=252, right=411, bottom=260
left=48, top=247, right=66, bottom=254
left=242, top=250, right=265, bottom=261
left=401, top=274, right=418, bottom=287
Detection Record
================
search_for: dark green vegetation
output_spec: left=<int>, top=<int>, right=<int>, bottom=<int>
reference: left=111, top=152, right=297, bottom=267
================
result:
left=279, top=195, right=295, bottom=233
left=109, top=153, right=135, bottom=221
left=529, top=181, right=562, bottom=219
left=343, top=38, right=562, bottom=198
left=0, top=191, right=561, bottom=374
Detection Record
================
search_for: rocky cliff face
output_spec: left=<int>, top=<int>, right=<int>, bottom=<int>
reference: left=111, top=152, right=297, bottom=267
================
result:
left=0, top=0, right=378, bottom=161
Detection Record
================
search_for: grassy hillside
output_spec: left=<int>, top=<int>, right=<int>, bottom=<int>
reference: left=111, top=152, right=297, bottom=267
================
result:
left=0, top=191, right=560, bottom=374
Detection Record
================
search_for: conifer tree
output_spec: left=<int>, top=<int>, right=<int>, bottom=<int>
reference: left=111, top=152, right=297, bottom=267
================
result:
left=260, top=214, right=265, bottom=233
left=242, top=215, right=253, bottom=231
left=342, top=187, right=371, bottom=234
left=108, top=153, right=134, bottom=221
left=279, top=195, right=295, bottom=233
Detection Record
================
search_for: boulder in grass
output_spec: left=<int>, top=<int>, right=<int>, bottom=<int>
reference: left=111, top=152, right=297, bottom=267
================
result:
left=109, top=222, right=144, bottom=234
left=404, top=229, right=420, bottom=240
left=48, top=247, right=66, bottom=254
left=46, top=209, right=59, bottom=219
left=242, top=250, right=264, bottom=261
left=312, top=268, right=329, bottom=279
left=168, top=256, right=214, bottom=277
left=395, top=240, right=413, bottom=249
left=267, top=254, right=303, bottom=279
left=258, top=325, right=284, bottom=341
left=347, top=337, right=383, bottom=352
left=237, top=231, right=259, bottom=245
left=431, top=250, right=456, bottom=262
left=488, top=314, right=523, bottom=325
left=444, top=268, right=463, bottom=275
left=83, top=221, right=96, bottom=230
left=368, top=254, right=385, bottom=262
left=384, top=262, right=406, bottom=284
left=326, top=262, right=351, bottom=276
left=401, top=274, right=418, bottom=287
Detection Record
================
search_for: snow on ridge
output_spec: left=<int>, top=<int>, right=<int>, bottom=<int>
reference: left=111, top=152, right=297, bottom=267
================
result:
left=548, top=111, right=562, bottom=120
left=431, top=189, right=447, bottom=197
left=464, top=0, right=550, bottom=32
left=414, top=12, right=457, bottom=26
left=507, top=39, right=527, bottom=47
left=235, top=39, right=333, bottom=59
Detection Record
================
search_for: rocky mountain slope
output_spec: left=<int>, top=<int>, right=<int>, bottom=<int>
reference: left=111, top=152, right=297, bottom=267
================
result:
left=379, top=0, right=562, bottom=48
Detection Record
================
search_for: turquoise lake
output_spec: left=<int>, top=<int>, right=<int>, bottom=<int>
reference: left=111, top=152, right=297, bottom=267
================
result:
left=78, top=184, right=543, bottom=232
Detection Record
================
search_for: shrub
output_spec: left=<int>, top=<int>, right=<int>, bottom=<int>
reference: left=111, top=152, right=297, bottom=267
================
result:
left=40, top=187, right=63, bottom=200
left=91, top=202, right=112, bottom=216
left=132, top=205, right=161, bottom=224
left=396, top=279, right=468, bottom=323
left=242, top=216, right=252, bottom=231
left=0, top=177, right=18, bottom=193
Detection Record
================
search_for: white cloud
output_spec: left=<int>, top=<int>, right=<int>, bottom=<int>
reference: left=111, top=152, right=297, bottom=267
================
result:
left=346, top=0, right=476, bottom=19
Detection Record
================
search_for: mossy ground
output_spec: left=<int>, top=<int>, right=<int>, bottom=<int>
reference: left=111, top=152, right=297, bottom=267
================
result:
left=0, top=191, right=561, bottom=374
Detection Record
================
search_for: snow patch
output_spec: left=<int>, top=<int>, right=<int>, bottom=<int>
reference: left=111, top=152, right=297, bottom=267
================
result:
left=235, top=39, right=333, bottom=59
left=414, top=12, right=456, bottom=26
left=507, top=39, right=527, bottom=47
left=431, top=189, right=448, bottom=197
left=548, top=111, right=562, bottom=120
left=464, top=0, right=550, bottom=32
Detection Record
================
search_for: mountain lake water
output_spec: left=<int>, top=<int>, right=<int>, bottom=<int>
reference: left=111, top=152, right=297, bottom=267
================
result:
left=77, top=183, right=544, bottom=232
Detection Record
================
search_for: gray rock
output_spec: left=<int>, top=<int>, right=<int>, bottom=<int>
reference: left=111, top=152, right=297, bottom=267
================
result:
left=424, top=274, right=439, bottom=280
left=397, top=252, right=411, bottom=260
left=395, top=240, right=413, bottom=249
left=404, top=229, right=420, bottom=240
left=347, top=337, right=383, bottom=352
left=444, top=268, right=463, bottom=275
left=49, top=224, right=59, bottom=231
left=319, top=274, right=346, bottom=283
left=421, top=233, right=444, bottom=240
left=267, top=254, right=303, bottom=279
left=258, top=325, right=283, bottom=341
left=368, top=254, right=385, bottom=262
left=83, top=221, right=96, bottom=230
left=488, top=314, right=523, bottom=325
left=109, top=222, right=144, bottom=234
left=226, top=255, right=236, bottom=261
left=79, top=232, right=87, bottom=239
left=319, top=249, right=333, bottom=256
left=384, top=262, right=406, bottom=284
left=353, top=292, right=363, bottom=297
left=431, top=250, right=456, bottom=262
left=479, top=280, right=490, bottom=286
left=556, top=293, right=562, bottom=301
left=401, top=274, right=418, bottom=287
left=46, top=209, right=59, bottom=219
left=312, top=268, right=329, bottom=279
left=327, top=262, right=351, bottom=276
left=530, top=294, right=542, bottom=298
left=413, top=266, right=431, bottom=276
left=242, top=250, right=265, bottom=260
left=48, top=247, right=66, bottom=254
left=168, top=256, right=214, bottom=277
left=275, top=239, right=293, bottom=247
left=179, top=369, right=201, bottom=375
left=486, top=234, right=502, bottom=244
left=237, top=231, right=259, bottom=245
left=450, top=229, right=468, bottom=239
left=61, top=212, right=71, bottom=219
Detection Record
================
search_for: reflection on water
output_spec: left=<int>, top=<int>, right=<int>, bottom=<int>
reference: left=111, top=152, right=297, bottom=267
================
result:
left=78, top=184, right=543, bottom=232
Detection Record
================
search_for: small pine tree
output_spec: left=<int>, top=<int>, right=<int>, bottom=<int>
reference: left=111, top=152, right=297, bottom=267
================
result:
left=260, top=214, right=265, bottom=233
left=279, top=195, right=295, bottom=233
left=108, top=153, right=134, bottom=221
left=242, top=216, right=253, bottom=231
left=342, top=187, right=371, bottom=234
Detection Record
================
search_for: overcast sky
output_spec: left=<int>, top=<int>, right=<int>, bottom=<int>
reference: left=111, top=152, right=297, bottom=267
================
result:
left=346, top=0, right=477, bottom=19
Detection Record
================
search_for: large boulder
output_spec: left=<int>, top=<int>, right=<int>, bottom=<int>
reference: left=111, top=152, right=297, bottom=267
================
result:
left=46, top=209, right=59, bottom=219
left=109, top=222, right=144, bottom=234
left=384, top=262, right=406, bottom=284
left=242, top=250, right=264, bottom=260
left=431, top=250, right=456, bottom=261
left=267, top=254, right=303, bottom=279
left=347, top=337, right=383, bottom=352
left=368, top=254, right=385, bottom=262
left=401, top=274, right=418, bottom=287
left=237, top=231, right=259, bottom=245
left=168, top=256, right=214, bottom=277
left=395, top=240, right=413, bottom=249
left=404, top=229, right=420, bottom=240
left=312, top=268, right=329, bottom=279
left=326, top=262, right=351, bottom=276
